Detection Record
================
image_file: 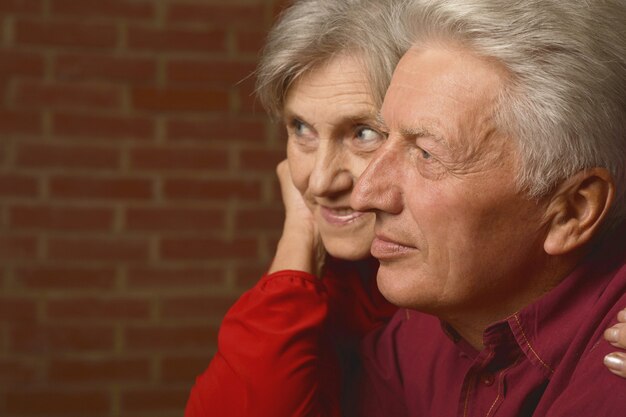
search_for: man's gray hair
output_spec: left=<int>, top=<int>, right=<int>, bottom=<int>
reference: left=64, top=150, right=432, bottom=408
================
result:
left=255, top=0, right=403, bottom=119
left=396, top=0, right=626, bottom=227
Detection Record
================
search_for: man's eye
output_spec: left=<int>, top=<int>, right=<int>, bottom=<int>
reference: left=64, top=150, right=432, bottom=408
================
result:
left=419, top=148, right=432, bottom=160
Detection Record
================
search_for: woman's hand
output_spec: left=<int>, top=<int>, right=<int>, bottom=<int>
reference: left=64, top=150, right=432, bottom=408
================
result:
left=277, top=160, right=317, bottom=238
left=604, top=309, right=626, bottom=377
left=268, top=160, right=326, bottom=276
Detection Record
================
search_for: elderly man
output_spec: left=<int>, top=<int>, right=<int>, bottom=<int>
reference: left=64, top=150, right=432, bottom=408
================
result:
left=352, top=0, right=626, bottom=415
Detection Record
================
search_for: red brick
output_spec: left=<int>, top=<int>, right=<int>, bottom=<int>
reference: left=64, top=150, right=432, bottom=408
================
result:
left=0, top=235, right=37, bottom=260
left=167, top=3, right=267, bottom=28
left=128, top=26, right=226, bottom=53
left=236, top=29, right=268, bottom=54
left=53, top=112, right=154, bottom=140
left=240, top=148, right=285, bottom=170
left=9, top=205, right=114, bottom=231
left=127, top=266, right=224, bottom=289
left=0, top=49, right=44, bottom=76
left=167, top=59, right=257, bottom=86
left=132, top=87, right=229, bottom=112
left=124, top=325, right=217, bottom=350
left=15, top=266, right=116, bottom=290
left=125, top=207, right=223, bottom=231
left=166, top=117, right=266, bottom=142
left=54, top=52, right=156, bottom=83
left=161, top=237, right=257, bottom=260
left=5, top=389, right=109, bottom=414
left=0, top=0, right=43, bottom=14
left=237, top=77, right=260, bottom=114
left=0, top=359, right=38, bottom=385
left=10, top=324, right=115, bottom=353
left=16, top=143, right=120, bottom=170
left=130, top=146, right=229, bottom=171
left=49, top=176, right=153, bottom=200
left=51, top=0, right=154, bottom=20
left=47, top=237, right=149, bottom=262
left=236, top=74, right=260, bottom=113
left=15, top=19, right=118, bottom=48
left=121, top=387, right=189, bottom=412
left=0, top=76, right=8, bottom=101
left=163, top=178, right=261, bottom=201
left=272, top=0, right=292, bottom=18
left=48, top=357, right=150, bottom=383
left=0, top=110, right=42, bottom=135
left=235, top=263, right=271, bottom=288
left=46, top=297, right=150, bottom=320
left=268, top=231, right=281, bottom=246
left=14, top=80, right=121, bottom=109
left=0, top=297, right=37, bottom=322
left=0, top=174, right=39, bottom=198
left=236, top=207, right=284, bottom=230
left=161, top=295, right=237, bottom=320
left=161, top=355, right=212, bottom=382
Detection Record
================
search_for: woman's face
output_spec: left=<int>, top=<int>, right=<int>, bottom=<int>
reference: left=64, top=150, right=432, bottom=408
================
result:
left=283, top=54, right=385, bottom=260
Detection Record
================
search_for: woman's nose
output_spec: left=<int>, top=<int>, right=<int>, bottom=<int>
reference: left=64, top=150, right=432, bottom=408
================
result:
left=308, top=143, right=353, bottom=198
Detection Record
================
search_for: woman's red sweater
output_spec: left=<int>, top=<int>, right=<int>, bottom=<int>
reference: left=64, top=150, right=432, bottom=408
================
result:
left=184, top=258, right=395, bottom=417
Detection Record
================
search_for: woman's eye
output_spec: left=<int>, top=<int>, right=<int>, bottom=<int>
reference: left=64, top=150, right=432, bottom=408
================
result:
left=290, top=119, right=316, bottom=142
left=354, top=126, right=385, bottom=149
left=293, top=120, right=307, bottom=135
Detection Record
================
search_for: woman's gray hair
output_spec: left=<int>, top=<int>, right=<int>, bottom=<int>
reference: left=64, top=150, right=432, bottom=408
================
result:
left=255, top=0, right=403, bottom=118
left=395, top=0, right=626, bottom=227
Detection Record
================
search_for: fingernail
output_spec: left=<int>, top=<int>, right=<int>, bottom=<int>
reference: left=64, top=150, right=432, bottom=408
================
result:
left=604, top=353, right=625, bottom=371
left=618, top=310, right=626, bottom=322
left=605, top=328, right=619, bottom=342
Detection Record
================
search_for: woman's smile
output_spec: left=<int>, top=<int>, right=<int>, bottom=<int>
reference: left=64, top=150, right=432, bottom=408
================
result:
left=319, top=205, right=368, bottom=226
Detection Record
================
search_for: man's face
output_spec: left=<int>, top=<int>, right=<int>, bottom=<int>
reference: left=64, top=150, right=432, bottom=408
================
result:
left=351, top=45, right=551, bottom=323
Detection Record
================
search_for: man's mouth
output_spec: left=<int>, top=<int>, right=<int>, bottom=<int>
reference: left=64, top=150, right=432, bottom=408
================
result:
left=370, top=234, right=416, bottom=260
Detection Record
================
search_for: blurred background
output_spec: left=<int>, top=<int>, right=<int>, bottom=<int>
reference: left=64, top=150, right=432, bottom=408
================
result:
left=0, top=0, right=287, bottom=415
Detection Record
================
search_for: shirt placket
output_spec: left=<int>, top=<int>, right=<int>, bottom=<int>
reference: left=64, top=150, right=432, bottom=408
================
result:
left=457, top=326, right=519, bottom=417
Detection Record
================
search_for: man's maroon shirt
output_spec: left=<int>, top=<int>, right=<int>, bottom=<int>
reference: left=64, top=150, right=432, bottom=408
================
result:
left=359, top=227, right=626, bottom=416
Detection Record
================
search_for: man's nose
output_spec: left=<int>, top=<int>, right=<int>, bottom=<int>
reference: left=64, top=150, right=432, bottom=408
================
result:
left=351, top=140, right=403, bottom=214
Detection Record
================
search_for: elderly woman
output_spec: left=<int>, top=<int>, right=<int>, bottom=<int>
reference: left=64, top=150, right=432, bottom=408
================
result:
left=185, top=0, right=626, bottom=416
left=186, top=2, right=399, bottom=416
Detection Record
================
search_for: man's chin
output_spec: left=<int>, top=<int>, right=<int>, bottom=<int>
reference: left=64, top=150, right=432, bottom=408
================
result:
left=375, top=266, right=428, bottom=308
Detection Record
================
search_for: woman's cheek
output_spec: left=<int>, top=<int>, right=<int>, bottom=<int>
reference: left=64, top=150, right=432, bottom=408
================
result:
left=287, top=150, right=314, bottom=196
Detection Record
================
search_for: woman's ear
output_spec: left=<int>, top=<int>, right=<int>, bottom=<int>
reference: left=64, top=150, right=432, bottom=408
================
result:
left=543, top=168, right=615, bottom=255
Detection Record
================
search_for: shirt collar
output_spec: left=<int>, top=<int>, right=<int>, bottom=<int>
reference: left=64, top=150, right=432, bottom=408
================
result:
left=438, top=224, right=626, bottom=377
left=507, top=225, right=626, bottom=378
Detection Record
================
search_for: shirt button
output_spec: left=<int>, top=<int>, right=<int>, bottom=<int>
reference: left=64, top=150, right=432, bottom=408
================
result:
left=480, top=372, right=495, bottom=386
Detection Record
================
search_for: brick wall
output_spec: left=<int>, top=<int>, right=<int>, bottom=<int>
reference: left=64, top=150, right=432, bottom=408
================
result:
left=0, top=1, right=287, bottom=415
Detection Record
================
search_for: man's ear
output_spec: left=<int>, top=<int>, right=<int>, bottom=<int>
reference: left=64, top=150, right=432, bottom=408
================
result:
left=543, top=168, right=615, bottom=256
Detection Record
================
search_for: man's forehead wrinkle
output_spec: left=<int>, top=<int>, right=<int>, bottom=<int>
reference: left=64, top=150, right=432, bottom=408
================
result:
left=388, top=80, right=476, bottom=109
left=396, top=47, right=423, bottom=73
left=375, top=112, right=388, bottom=130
